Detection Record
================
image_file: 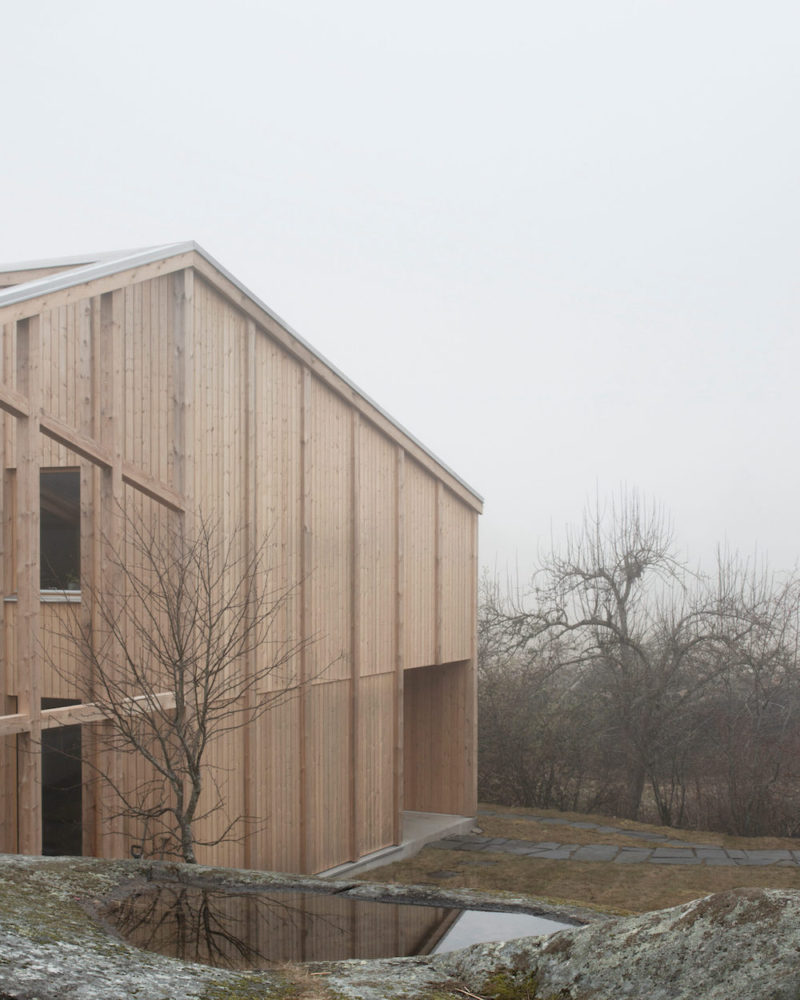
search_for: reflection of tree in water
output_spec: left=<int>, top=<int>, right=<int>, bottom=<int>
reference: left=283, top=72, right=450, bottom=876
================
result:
left=103, top=884, right=456, bottom=968
left=105, top=886, right=324, bottom=968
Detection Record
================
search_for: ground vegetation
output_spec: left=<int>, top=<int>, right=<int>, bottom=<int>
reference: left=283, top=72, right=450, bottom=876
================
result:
left=361, top=804, right=800, bottom=916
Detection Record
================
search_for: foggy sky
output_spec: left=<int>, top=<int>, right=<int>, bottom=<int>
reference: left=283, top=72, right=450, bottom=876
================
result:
left=3, top=1, right=799, bottom=578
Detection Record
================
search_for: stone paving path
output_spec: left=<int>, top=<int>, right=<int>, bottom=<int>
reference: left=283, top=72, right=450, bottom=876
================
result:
left=425, top=810, right=800, bottom=867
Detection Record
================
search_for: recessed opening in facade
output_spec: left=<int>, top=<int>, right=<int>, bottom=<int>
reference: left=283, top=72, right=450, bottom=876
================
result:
left=404, top=660, right=473, bottom=816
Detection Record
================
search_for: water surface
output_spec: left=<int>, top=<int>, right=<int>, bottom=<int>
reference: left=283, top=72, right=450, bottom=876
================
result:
left=101, top=884, right=571, bottom=968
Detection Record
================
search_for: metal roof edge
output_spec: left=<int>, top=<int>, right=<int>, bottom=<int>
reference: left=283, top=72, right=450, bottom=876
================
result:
left=0, top=240, right=484, bottom=505
left=0, top=243, right=194, bottom=307
left=0, top=246, right=160, bottom=274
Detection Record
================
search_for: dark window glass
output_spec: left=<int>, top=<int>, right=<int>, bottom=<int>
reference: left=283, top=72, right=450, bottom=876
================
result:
left=41, top=697, right=83, bottom=856
left=40, top=469, right=80, bottom=590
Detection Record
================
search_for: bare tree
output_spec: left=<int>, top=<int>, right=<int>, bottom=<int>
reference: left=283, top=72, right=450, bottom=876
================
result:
left=496, top=492, right=732, bottom=820
left=697, top=553, right=800, bottom=835
left=479, top=492, right=800, bottom=834
left=478, top=573, right=607, bottom=811
left=54, top=509, right=312, bottom=863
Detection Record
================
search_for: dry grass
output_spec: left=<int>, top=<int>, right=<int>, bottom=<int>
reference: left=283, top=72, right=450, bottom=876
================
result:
left=476, top=815, right=659, bottom=848
left=356, top=805, right=800, bottom=917
left=275, top=963, right=336, bottom=1000
left=361, top=849, right=800, bottom=916
left=479, top=804, right=800, bottom=851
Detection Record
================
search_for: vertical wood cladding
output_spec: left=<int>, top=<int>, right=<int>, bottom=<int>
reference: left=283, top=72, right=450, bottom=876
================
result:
left=0, top=257, right=480, bottom=871
left=307, top=378, right=352, bottom=686
left=358, top=671, right=395, bottom=852
left=358, top=424, right=397, bottom=676
left=403, top=458, right=436, bottom=669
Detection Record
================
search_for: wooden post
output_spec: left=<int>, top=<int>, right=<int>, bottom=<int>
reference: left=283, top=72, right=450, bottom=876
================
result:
left=0, top=446, right=15, bottom=851
left=16, top=316, right=42, bottom=855
left=2, top=321, right=16, bottom=470
left=435, top=481, right=444, bottom=666
left=466, top=514, right=479, bottom=815
left=96, top=291, right=125, bottom=858
left=349, top=411, right=361, bottom=861
left=0, top=366, right=10, bottom=851
left=242, top=319, right=257, bottom=868
left=392, top=446, right=405, bottom=845
left=173, top=269, right=195, bottom=529
left=299, top=366, right=311, bottom=872
left=0, top=694, right=17, bottom=852
left=81, top=297, right=99, bottom=855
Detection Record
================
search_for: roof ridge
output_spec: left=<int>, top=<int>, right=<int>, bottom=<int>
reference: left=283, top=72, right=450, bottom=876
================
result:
left=0, top=243, right=196, bottom=306
left=0, top=244, right=186, bottom=274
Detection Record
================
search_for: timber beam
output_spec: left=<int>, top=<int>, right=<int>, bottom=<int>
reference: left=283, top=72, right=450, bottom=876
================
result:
left=40, top=415, right=113, bottom=470
left=0, top=692, right=178, bottom=737
left=0, top=384, right=30, bottom=420
left=0, top=396, right=185, bottom=514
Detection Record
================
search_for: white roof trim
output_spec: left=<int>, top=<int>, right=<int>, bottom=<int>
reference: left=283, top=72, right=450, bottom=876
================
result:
left=0, top=241, right=483, bottom=504
left=0, top=246, right=158, bottom=274
left=0, top=243, right=193, bottom=305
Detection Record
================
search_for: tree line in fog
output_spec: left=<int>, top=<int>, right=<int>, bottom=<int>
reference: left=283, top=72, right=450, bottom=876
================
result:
left=478, top=492, right=800, bottom=837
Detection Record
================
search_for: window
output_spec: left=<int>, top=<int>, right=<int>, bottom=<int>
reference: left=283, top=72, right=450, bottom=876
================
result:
left=40, top=469, right=80, bottom=591
left=41, top=697, right=83, bottom=856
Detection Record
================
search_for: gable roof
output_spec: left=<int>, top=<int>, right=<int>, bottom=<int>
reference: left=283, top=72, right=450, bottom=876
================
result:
left=0, top=242, right=483, bottom=507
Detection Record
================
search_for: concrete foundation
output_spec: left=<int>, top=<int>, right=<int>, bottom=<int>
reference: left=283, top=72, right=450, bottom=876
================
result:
left=320, top=811, right=476, bottom=877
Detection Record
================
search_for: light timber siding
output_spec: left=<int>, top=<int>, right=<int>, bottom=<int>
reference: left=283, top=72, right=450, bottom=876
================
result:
left=403, top=458, right=437, bottom=669
left=3, top=605, right=15, bottom=695
left=194, top=723, right=246, bottom=869
left=252, top=339, right=303, bottom=695
left=358, top=671, right=395, bottom=852
left=358, top=424, right=396, bottom=676
left=39, top=604, right=83, bottom=700
left=439, top=489, right=474, bottom=664
left=0, top=696, right=16, bottom=852
left=249, top=692, right=303, bottom=873
left=307, top=379, right=352, bottom=686
left=121, top=277, right=178, bottom=484
left=0, top=247, right=481, bottom=872
left=306, top=678, right=352, bottom=872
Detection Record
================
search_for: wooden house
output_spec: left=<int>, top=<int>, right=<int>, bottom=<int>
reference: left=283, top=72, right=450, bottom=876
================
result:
left=0, top=244, right=482, bottom=873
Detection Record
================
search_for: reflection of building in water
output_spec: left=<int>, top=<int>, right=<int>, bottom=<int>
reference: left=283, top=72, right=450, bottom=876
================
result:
left=0, top=245, right=481, bottom=874
left=103, top=885, right=459, bottom=966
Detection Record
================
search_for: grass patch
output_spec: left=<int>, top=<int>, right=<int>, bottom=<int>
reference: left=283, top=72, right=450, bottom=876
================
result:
left=361, top=849, right=800, bottom=916
left=479, top=804, right=800, bottom=851
left=477, top=815, right=660, bottom=848
left=356, top=804, right=800, bottom=916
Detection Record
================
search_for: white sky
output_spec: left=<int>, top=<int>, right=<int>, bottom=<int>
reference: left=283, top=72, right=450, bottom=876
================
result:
left=3, top=1, right=799, bottom=576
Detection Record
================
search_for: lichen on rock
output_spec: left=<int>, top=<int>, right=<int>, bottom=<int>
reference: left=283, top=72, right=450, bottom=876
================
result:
left=1, top=854, right=799, bottom=1000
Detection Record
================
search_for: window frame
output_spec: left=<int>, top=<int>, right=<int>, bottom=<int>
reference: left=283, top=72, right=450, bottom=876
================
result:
left=39, top=467, right=81, bottom=596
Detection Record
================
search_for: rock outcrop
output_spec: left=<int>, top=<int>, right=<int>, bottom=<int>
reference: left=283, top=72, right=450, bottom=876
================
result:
left=0, top=854, right=798, bottom=1000
left=328, top=886, right=800, bottom=1000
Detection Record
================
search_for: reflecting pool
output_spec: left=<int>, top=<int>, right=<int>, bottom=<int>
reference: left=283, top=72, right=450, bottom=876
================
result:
left=100, top=884, right=571, bottom=969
